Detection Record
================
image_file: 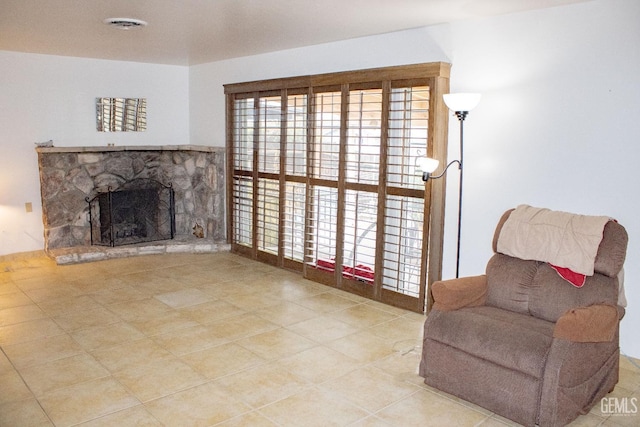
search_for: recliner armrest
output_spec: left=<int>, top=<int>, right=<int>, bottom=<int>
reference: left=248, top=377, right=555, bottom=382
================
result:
left=432, top=275, right=488, bottom=311
left=553, top=304, right=619, bottom=342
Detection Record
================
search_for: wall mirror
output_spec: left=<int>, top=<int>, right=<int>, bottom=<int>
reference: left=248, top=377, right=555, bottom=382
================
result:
left=96, top=97, right=146, bottom=132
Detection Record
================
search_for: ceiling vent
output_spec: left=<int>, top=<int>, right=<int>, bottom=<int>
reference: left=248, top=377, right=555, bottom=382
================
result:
left=103, top=18, right=148, bottom=30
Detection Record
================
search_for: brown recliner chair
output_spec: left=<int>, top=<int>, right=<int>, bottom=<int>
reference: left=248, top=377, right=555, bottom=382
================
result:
left=419, top=207, right=628, bottom=427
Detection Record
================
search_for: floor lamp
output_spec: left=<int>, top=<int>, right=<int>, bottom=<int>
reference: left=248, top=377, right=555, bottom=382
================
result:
left=417, top=93, right=481, bottom=278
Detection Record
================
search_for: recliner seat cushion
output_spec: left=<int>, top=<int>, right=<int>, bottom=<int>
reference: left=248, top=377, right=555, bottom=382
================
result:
left=425, top=306, right=554, bottom=378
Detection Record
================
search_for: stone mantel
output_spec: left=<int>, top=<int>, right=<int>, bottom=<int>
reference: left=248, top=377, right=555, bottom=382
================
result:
left=35, top=144, right=223, bottom=154
left=36, top=145, right=227, bottom=261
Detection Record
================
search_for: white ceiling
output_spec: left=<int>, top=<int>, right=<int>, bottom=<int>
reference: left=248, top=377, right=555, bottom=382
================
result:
left=0, top=0, right=591, bottom=66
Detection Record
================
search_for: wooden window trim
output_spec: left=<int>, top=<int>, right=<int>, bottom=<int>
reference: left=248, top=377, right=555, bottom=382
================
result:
left=225, top=62, right=450, bottom=313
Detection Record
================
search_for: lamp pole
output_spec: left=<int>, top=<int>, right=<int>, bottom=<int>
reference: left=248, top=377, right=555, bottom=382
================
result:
left=453, top=111, right=467, bottom=278
left=419, top=94, right=480, bottom=279
left=443, top=93, right=480, bottom=278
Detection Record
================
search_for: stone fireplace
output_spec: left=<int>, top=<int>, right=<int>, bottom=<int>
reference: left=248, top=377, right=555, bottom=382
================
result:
left=36, top=145, right=227, bottom=263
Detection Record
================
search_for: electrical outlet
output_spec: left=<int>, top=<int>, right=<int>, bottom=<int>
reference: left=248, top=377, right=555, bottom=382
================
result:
left=25, top=202, right=33, bottom=213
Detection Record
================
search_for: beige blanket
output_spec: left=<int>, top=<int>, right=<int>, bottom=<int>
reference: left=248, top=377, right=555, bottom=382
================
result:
left=497, top=205, right=609, bottom=275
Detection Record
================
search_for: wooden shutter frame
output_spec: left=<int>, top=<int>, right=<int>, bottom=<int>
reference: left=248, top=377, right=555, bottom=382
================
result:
left=225, top=62, right=451, bottom=313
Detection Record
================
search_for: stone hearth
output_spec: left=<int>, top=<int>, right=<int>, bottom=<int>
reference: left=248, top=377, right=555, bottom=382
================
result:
left=36, top=145, right=227, bottom=262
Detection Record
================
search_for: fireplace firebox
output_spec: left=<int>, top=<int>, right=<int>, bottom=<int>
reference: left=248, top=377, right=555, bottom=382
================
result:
left=87, top=179, right=175, bottom=247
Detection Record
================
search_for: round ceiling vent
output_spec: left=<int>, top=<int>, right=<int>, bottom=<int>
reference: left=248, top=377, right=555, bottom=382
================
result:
left=103, top=17, right=148, bottom=30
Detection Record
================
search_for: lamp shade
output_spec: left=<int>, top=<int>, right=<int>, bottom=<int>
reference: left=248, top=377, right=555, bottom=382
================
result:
left=443, top=93, right=481, bottom=112
left=416, top=157, right=440, bottom=174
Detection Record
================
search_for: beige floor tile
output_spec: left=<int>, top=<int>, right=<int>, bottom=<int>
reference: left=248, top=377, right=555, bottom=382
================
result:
left=20, top=353, right=110, bottom=397
left=372, top=347, right=423, bottom=384
left=134, top=276, right=199, bottom=295
left=476, top=414, right=521, bottom=426
left=153, top=287, right=211, bottom=308
left=286, top=314, right=360, bottom=343
left=565, top=412, right=608, bottom=426
left=295, top=292, right=360, bottom=313
left=181, top=342, right=266, bottom=379
left=158, top=268, right=223, bottom=287
left=91, top=338, right=175, bottom=373
left=215, top=362, right=311, bottom=408
left=221, top=291, right=283, bottom=311
left=278, top=345, right=362, bottom=384
left=329, top=288, right=371, bottom=304
left=198, top=280, right=255, bottom=299
left=0, top=317, right=65, bottom=345
left=365, top=299, right=419, bottom=316
left=152, top=323, right=225, bottom=355
left=38, top=377, right=139, bottom=426
left=127, top=310, right=200, bottom=336
left=259, top=387, right=370, bottom=427
left=52, top=305, right=121, bottom=332
left=235, top=328, right=317, bottom=360
left=216, top=410, right=279, bottom=426
left=76, top=405, right=162, bottom=427
left=329, top=303, right=400, bottom=329
left=37, top=295, right=106, bottom=317
left=178, top=299, right=246, bottom=324
left=88, top=285, right=151, bottom=305
left=602, top=414, right=640, bottom=426
left=326, top=330, right=396, bottom=363
left=106, top=298, right=173, bottom=322
left=70, top=276, right=128, bottom=294
left=258, top=279, right=327, bottom=302
left=0, top=370, right=33, bottom=404
left=0, top=282, right=20, bottom=296
left=71, top=322, right=145, bottom=351
left=194, top=267, right=260, bottom=288
left=376, top=388, right=488, bottom=426
left=445, top=391, right=497, bottom=418
left=205, top=313, right=279, bottom=342
left=254, top=301, right=319, bottom=326
left=113, top=357, right=206, bottom=402
left=618, top=364, right=640, bottom=393
left=0, top=398, right=54, bottom=427
left=22, top=285, right=83, bottom=305
left=368, top=314, right=425, bottom=342
left=349, top=415, right=395, bottom=427
left=145, top=381, right=251, bottom=426
left=0, top=291, right=32, bottom=310
left=3, top=333, right=84, bottom=368
left=0, top=351, right=13, bottom=375
left=619, top=355, right=640, bottom=372
left=320, top=365, right=421, bottom=412
left=0, top=303, right=47, bottom=327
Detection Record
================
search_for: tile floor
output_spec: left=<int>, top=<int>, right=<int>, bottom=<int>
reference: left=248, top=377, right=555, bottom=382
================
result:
left=0, top=252, right=638, bottom=426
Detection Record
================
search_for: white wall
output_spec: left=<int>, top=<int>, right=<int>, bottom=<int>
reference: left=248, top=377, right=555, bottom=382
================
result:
left=189, top=25, right=450, bottom=147
left=0, top=51, right=189, bottom=255
left=442, top=0, right=640, bottom=360
left=190, top=0, right=640, bottom=357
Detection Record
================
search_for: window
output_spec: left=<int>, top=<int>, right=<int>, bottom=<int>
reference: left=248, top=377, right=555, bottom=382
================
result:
left=225, top=63, right=451, bottom=313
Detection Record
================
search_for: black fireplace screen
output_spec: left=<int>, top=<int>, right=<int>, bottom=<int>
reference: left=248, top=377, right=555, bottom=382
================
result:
left=87, top=179, right=175, bottom=247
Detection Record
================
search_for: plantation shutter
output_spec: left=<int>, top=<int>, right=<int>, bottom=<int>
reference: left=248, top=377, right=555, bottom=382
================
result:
left=226, top=63, right=450, bottom=313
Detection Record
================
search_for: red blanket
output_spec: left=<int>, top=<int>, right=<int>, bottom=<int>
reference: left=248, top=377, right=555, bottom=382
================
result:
left=315, top=259, right=374, bottom=285
left=550, top=264, right=586, bottom=287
